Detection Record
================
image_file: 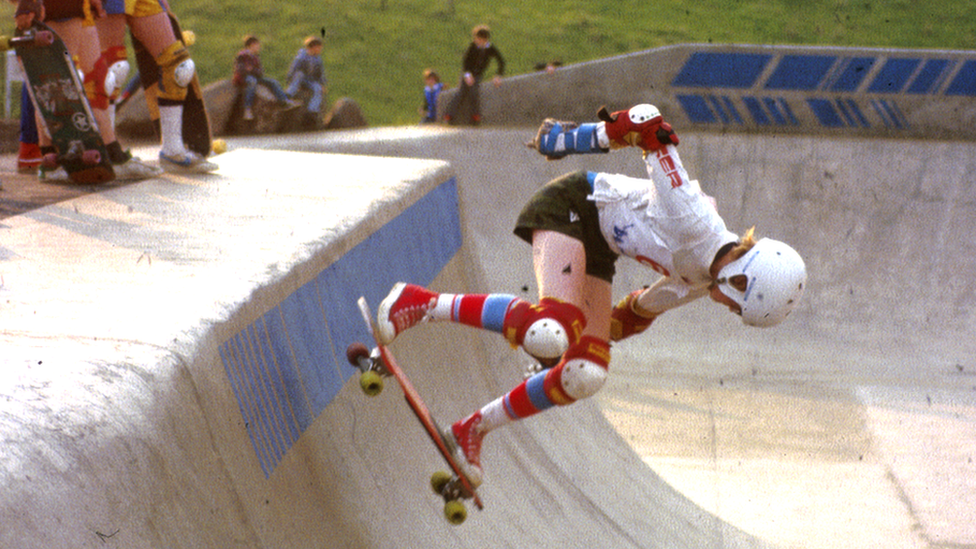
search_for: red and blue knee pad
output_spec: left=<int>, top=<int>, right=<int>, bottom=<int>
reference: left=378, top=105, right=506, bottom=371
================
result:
left=503, top=336, right=611, bottom=420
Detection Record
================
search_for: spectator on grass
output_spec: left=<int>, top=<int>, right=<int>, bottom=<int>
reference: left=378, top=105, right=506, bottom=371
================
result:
left=233, top=35, right=299, bottom=121
left=420, top=68, right=443, bottom=124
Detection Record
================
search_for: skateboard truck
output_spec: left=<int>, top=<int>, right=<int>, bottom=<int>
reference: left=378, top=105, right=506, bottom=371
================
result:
left=430, top=470, right=471, bottom=525
left=345, top=342, right=390, bottom=396
left=10, top=29, right=54, bottom=48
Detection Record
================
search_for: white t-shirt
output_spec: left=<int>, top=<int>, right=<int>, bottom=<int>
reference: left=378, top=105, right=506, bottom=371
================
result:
left=588, top=145, right=738, bottom=314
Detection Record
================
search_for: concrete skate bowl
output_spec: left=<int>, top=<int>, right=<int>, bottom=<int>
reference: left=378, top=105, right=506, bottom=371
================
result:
left=3, top=44, right=975, bottom=549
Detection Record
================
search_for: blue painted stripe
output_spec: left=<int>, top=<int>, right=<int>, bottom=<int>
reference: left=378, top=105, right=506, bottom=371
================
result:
left=907, top=59, right=949, bottom=93
left=278, top=285, right=340, bottom=418
left=834, top=99, right=856, bottom=126
left=807, top=98, right=844, bottom=127
left=482, top=294, right=516, bottom=333
left=721, top=96, right=744, bottom=124
left=763, top=97, right=787, bottom=125
left=220, top=340, right=272, bottom=477
left=945, top=60, right=976, bottom=96
left=244, top=323, right=286, bottom=465
left=846, top=99, right=870, bottom=127
left=524, top=370, right=554, bottom=413
left=887, top=100, right=907, bottom=128
left=676, top=94, right=717, bottom=123
left=830, top=57, right=875, bottom=91
left=871, top=99, right=893, bottom=127
left=869, top=58, right=920, bottom=93
left=872, top=99, right=905, bottom=128
left=707, top=95, right=731, bottom=123
left=742, top=96, right=769, bottom=125
left=233, top=330, right=282, bottom=471
left=672, top=52, right=772, bottom=88
left=253, top=316, right=297, bottom=449
left=258, top=309, right=308, bottom=438
left=778, top=98, right=800, bottom=125
left=765, top=54, right=835, bottom=91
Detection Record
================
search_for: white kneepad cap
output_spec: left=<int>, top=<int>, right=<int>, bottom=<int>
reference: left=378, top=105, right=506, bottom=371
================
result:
left=174, top=58, right=196, bottom=88
left=560, top=358, right=607, bottom=400
left=522, top=318, right=570, bottom=360
left=103, top=72, right=116, bottom=96
left=108, top=60, right=130, bottom=92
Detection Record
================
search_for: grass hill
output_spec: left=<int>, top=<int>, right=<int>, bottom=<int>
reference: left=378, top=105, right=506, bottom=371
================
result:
left=3, top=1, right=975, bottom=126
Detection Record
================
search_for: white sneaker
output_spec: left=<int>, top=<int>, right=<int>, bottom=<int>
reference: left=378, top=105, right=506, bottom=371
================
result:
left=113, top=156, right=163, bottom=181
left=38, top=165, right=69, bottom=183
left=159, top=150, right=218, bottom=174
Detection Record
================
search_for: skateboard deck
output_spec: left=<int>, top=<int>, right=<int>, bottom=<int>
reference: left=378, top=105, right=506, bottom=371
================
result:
left=12, top=23, right=115, bottom=184
left=348, top=296, right=484, bottom=523
left=131, top=14, right=212, bottom=157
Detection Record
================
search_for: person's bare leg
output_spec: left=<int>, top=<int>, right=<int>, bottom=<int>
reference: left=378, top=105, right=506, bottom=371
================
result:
left=46, top=20, right=117, bottom=145
left=531, top=230, right=612, bottom=340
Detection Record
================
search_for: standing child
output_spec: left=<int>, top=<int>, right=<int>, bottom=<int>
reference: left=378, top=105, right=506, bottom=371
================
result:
left=286, top=36, right=328, bottom=129
left=420, top=68, right=442, bottom=124
left=443, top=24, right=504, bottom=126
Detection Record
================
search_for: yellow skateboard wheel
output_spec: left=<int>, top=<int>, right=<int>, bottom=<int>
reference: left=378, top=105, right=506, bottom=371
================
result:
left=444, top=500, right=467, bottom=525
left=359, top=370, right=383, bottom=396
left=430, top=470, right=452, bottom=495
left=212, top=138, right=227, bottom=155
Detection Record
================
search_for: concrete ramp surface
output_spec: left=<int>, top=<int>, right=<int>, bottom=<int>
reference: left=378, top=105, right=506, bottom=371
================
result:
left=2, top=126, right=975, bottom=549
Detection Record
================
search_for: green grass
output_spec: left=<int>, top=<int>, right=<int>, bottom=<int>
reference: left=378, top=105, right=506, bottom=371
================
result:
left=3, top=0, right=975, bottom=126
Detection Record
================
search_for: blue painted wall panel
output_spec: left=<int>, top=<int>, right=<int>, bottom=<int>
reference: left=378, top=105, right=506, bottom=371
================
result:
left=676, top=94, right=717, bottom=123
left=907, top=59, right=949, bottom=93
left=219, top=177, right=462, bottom=477
left=829, top=57, right=875, bottom=91
left=765, top=55, right=835, bottom=90
left=869, top=58, right=921, bottom=93
left=672, top=52, right=772, bottom=88
left=945, top=60, right=976, bottom=96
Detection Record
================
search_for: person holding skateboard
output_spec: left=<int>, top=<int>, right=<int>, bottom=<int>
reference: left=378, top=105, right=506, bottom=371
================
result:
left=83, top=0, right=216, bottom=172
left=375, top=104, right=806, bottom=487
left=443, top=24, right=504, bottom=126
left=12, top=0, right=161, bottom=181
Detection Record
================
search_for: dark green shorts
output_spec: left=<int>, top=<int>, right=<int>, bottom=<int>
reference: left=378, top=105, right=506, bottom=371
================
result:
left=513, top=170, right=619, bottom=283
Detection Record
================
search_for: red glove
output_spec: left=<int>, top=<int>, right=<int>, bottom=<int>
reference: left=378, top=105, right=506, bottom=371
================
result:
left=598, top=104, right=679, bottom=152
left=610, top=290, right=658, bottom=342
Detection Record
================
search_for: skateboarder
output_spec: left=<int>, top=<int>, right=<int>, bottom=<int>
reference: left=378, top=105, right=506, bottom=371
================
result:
left=375, top=105, right=806, bottom=487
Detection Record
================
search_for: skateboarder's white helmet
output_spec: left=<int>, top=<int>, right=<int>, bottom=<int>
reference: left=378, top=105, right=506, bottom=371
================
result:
left=716, top=238, right=806, bottom=327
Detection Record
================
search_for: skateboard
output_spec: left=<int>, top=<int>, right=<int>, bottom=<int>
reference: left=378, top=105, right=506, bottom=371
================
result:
left=347, top=296, right=484, bottom=525
left=11, top=23, right=115, bottom=184
left=131, top=14, right=212, bottom=157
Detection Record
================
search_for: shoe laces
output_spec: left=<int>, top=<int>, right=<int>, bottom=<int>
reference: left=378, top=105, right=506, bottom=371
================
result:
left=455, top=413, right=484, bottom=467
left=390, top=295, right=435, bottom=335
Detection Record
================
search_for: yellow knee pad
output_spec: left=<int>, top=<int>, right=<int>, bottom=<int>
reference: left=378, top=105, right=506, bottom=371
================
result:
left=155, top=41, right=195, bottom=102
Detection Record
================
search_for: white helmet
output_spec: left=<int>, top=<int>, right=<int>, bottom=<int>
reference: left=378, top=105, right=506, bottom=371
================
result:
left=716, top=238, right=806, bottom=327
